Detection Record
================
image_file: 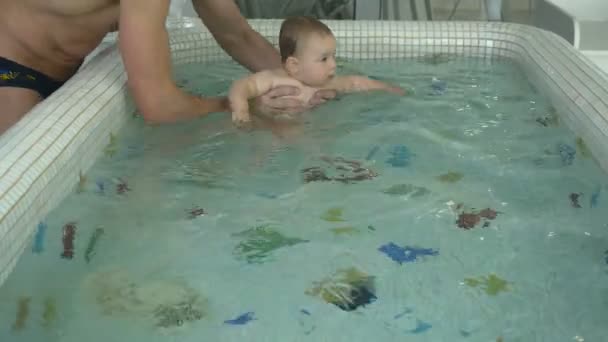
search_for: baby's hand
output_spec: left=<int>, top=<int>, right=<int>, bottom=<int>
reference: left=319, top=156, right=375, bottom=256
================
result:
left=232, top=111, right=252, bottom=129
left=386, top=85, right=406, bottom=95
left=352, top=76, right=406, bottom=96
left=370, top=79, right=406, bottom=95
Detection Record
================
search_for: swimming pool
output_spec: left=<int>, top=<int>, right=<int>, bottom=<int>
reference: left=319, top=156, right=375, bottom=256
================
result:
left=1, top=18, right=608, bottom=341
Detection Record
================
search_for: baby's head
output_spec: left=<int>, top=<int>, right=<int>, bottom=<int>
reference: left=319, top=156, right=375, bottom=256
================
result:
left=279, top=16, right=337, bottom=87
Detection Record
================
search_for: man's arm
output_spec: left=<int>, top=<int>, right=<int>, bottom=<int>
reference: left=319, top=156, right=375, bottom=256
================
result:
left=119, top=0, right=228, bottom=123
left=192, top=0, right=280, bottom=71
left=229, top=73, right=266, bottom=124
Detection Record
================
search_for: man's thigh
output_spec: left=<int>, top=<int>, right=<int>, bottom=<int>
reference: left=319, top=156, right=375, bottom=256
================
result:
left=0, top=87, right=42, bottom=135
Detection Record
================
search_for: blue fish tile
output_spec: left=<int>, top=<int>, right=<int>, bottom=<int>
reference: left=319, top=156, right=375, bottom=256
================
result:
left=430, top=77, right=447, bottom=95
left=591, top=186, right=600, bottom=208
left=409, top=320, right=432, bottom=334
left=557, top=143, right=576, bottom=166
left=386, top=145, right=412, bottom=167
left=378, top=242, right=438, bottom=264
left=32, top=222, right=47, bottom=254
left=224, top=312, right=255, bottom=325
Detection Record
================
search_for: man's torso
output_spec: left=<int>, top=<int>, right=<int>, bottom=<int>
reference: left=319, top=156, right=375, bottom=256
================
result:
left=0, top=0, right=120, bottom=80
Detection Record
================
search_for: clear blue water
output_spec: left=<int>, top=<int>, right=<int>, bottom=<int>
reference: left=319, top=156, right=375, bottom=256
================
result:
left=1, top=57, right=607, bottom=342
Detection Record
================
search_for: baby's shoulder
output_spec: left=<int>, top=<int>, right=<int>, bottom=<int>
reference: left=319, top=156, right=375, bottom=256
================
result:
left=264, top=71, right=303, bottom=88
left=254, top=68, right=288, bottom=79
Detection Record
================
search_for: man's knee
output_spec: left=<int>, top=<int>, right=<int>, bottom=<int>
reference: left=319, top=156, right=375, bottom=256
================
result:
left=0, top=88, right=42, bottom=135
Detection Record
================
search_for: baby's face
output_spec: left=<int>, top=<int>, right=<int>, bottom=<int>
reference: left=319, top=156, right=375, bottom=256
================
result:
left=293, top=33, right=337, bottom=87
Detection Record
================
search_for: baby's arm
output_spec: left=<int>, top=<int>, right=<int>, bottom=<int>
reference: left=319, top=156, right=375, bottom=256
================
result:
left=325, top=75, right=405, bottom=95
left=229, top=71, right=272, bottom=125
left=229, top=71, right=301, bottom=126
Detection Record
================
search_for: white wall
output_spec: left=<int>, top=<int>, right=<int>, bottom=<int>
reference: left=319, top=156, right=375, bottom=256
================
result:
left=432, top=0, right=532, bottom=11
left=540, top=0, right=608, bottom=21
left=169, top=0, right=197, bottom=17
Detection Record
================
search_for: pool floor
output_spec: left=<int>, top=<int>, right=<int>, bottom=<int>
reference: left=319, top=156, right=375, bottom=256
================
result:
left=1, top=57, right=607, bottom=342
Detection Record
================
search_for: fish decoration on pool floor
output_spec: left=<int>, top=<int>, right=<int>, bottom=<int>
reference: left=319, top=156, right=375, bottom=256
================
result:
left=591, top=186, right=601, bottom=208
left=569, top=186, right=603, bottom=209
left=96, top=179, right=106, bottom=194
left=186, top=206, right=206, bottom=219
left=557, top=142, right=576, bottom=166
left=61, top=222, right=77, bottom=259
left=409, top=320, right=433, bottom=334
left=464, top=274, right=510, bottom=296
left=85, top=226, right=104, bottom=263
left=604, top=250, right=608, bottom=264
left=321, top=208, right=361, bottom=235
left=460, top=329, right=473, bottom=337
left=42, top=297, right=57, bottom=328
left=386, top=145, right=412, bottom=167
left=104, top=132, right=118, bottom=157
left=437, top=171, right=463, bottom=183
left=378, top=243, right=439, bottom=264
left=452, top=203, right=499, bottom=230
left=154, top=299, right=204, bottom=328
left=575, top=137, right=591, bottom=158
left=32, top=221, right=47, bottom=254
left=232, top=224, right=308, bottom=264
left=84, top=270, right=207, bottom=327
left=306, top=267, right=377, bottom=311
left=301, top=156, right=377, bottom=184
left=224, top=312, right=255, bottom=325
left=115, top=177, right=131, bottom=195
left=535, top=105, right=560, bottom=127
left=569, top=192, right=583, bottom=208
left=321, top=207, right=345, bottom=222
left=77, top=170, right=87, bottom=193
left=429, top=77, right=447, bottom=96
left=12, top=296, right=31, bottom=332
left=386, top=308, right=432, bottom=335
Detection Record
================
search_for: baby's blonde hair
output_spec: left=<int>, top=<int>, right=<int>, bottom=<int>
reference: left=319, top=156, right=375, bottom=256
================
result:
left=279, top=16, right=333, bottom=63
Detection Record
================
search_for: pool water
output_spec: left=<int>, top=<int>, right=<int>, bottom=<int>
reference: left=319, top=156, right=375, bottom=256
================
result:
left=1, top=56, right=607, bottom=342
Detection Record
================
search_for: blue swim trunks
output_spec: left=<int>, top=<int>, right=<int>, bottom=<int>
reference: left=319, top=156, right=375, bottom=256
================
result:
left=0, top=56, right=65, bottom=98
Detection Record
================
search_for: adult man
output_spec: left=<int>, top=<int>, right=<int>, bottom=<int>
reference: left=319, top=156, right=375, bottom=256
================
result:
left=0, top=0, right=335, bottom=134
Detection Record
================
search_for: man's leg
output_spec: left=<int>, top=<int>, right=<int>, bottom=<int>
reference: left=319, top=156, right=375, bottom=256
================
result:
left=0, top=87, right=42, bottom=134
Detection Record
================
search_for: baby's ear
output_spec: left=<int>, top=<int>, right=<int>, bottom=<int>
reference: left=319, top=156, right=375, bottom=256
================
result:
left=284, top=56, right=299, bottom=74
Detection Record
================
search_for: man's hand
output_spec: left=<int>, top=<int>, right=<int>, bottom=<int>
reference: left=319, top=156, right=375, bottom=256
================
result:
left=251, top=86, right=337, bottom=116
left=309, top=88, right=337, bottom=107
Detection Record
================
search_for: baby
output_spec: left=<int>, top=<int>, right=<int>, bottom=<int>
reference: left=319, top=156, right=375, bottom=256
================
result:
left=228, top=16, right=405, bottom=127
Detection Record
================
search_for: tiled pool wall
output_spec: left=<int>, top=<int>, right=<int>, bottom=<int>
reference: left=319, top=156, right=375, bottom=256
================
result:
left=1, top=18, right=607, bottom=288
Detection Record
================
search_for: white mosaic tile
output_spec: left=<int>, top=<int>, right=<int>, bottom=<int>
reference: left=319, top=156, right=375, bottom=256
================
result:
left=1, top=18, right=608, bottom=288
